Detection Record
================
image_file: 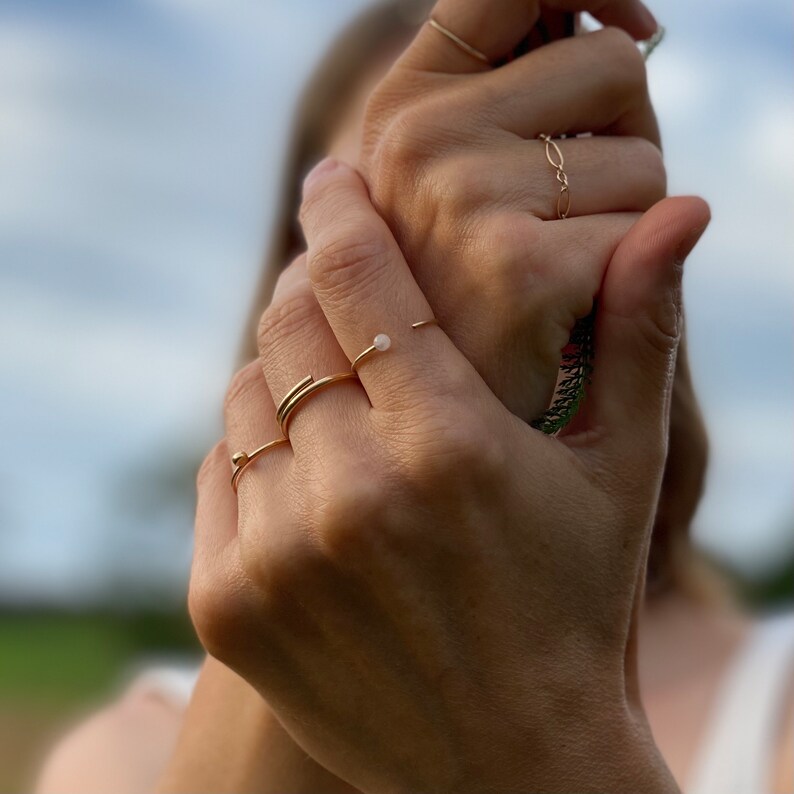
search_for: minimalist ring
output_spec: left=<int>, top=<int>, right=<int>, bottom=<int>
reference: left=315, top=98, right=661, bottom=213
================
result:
left=231, top=438, right=290, bottom=493
left=539, top=134, right=571, bottom=220
left=351, top=333, right=393, bottom=374
left=351, top=320, right=439, bottom=374
left=428, top=18, right=490, bottom=65
left=411, top=318, right=440, bottom=330
left=276, top=374, right=314, bottom=428
left=278, top=372, right=360, bottom=437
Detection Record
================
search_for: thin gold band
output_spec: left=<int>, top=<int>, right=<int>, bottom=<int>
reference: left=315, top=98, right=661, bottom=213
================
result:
left=275, top=374, right=313, bottom=428
left=539, top=134, right=571, bottom=220
left=351, top=319, right=439, bottom=374
left=428, top=18, right=490, bottom=65
left=278, top=372, right=360, bottom=437
left=411, top=318, right=439, bottom=330
left=231, top=438, right=289, bottom=493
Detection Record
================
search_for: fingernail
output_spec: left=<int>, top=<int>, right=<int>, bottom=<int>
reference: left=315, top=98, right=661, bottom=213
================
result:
left=303, top=158, right=341, bottom=193
left=675, top=222, right=709, bottom=265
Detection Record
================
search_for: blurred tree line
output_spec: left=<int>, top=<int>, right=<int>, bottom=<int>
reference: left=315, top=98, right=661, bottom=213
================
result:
left=0, top=442, right=790, bottom=793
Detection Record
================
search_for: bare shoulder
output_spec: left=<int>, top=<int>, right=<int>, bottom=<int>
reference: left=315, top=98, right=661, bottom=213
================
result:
left=35, top=678, right=185, bottom=794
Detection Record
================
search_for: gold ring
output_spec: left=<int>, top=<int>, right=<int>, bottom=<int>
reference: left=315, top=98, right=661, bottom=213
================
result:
left=275, top=374, right=314, bottom=429
left=539, top=134, right=571, bottom=220
left=428, top=18, right=490, bottom=65
left=411, top=318, right=440, bottom=330
left=276, top=319, right=439, bottom=437
left=231, top=438, right=290, bottom=493
left=351, top=319, right=439, bottom=374
left=278, top=372, right=360, bottom=437
left=351, top=333, right=392, bottom=374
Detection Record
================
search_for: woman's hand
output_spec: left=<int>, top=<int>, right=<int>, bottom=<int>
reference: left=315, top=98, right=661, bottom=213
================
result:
left=190, top=161, right=709, bottom=793
left=360, top=0, right=668, bottom=421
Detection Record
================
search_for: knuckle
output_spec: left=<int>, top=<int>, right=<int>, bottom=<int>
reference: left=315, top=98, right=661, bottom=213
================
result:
left=257, top=283, right=318, bottom=356
left=316, top=474, right=391, bottom=561
left=432, top=155, right=490, bottom=218
left=239, top=525, right=320, bottom=614
left=633, top=137, right=667, bottom=199
left=480, top=213, right=547, bottom=293
left=223, top=360, right=263, bottom=416
left=188, top=568, right=247, bottom=661
left=483, top=212, right=544, bottom=260
left=404, top=410, right=506, bottom=495
left=307, top=226, right=389, bottom=296
left=372, top=104, right=437, bottom=182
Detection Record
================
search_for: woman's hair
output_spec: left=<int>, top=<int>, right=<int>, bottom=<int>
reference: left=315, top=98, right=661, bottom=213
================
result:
left=237, top=0, right=430, bottom=365
left=238, top=0, right=721, bottom=603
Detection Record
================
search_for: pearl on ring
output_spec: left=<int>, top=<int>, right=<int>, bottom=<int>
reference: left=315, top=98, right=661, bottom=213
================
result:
left=373, top=333, right=391, bottom=352
left=352, top=333, right=392, bottom=373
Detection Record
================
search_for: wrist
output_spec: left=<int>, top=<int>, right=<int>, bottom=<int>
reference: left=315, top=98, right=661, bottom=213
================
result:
left=451, top=693, right=678, bottom=794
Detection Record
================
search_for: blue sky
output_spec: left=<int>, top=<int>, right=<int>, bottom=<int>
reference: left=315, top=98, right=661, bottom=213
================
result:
left=0, top=0, right=792, bottom=606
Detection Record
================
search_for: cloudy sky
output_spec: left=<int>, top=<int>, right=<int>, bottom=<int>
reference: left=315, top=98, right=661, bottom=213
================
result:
left=0, top=0, right=791, bottom=606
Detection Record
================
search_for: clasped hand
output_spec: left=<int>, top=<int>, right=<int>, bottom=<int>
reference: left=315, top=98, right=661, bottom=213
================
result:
left=189, top=1, right=710, bottom=792
left=191, top=153, right=705, bottom=792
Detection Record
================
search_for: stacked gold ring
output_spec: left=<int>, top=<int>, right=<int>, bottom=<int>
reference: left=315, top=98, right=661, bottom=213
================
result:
left=230, top=318, right=440, bottom=492
left=277, top=372, right=359, bottom=437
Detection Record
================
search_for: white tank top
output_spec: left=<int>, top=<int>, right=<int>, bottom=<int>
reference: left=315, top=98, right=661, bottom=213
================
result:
left=139, top=613, right=794, bottom=793
left=687, top=612, right=794, bottom=794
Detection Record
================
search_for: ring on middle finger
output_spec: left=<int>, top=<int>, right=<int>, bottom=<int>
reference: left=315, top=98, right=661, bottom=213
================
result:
left=278, top=318, right=440, bottom=436
left=351, top=318, right=440, bottom=374
left=277, top=372, right=360, bottom=438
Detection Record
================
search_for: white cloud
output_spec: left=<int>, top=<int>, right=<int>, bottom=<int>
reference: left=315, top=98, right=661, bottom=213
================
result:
left=0, top=0, right=791, bottom=600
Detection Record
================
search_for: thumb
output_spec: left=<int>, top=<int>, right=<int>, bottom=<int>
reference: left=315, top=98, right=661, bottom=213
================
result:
left=568, top=196, right=711, bottom=471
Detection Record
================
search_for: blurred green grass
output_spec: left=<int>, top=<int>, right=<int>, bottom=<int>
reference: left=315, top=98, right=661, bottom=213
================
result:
left=0, top=558, right=789, bottom=793
left=0, top=611, right=198, bottom=793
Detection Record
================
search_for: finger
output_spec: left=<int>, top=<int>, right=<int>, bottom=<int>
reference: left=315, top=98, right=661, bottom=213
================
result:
left=195, top=439, right=239, bottom=558
left=459, top=210, right=638, bottom=327
left=406, top=0, right=543, bottom=74
left=565, top=196, right=711, bottom=471
left=301, top=159, right=479, bottom=412
left=256, top=255, right=369, bottom=450
left=190, top=440, right=242, bottom=635
left=542, top=212, right=640, bottom=313
left=405, top=0, right=657, bottom=74
left=477, top=26, right=660, bottom=146
left=223, top=359, right=291, bottom=499
left=440, top=136, right=665, bottom=220
left=221, top=359, right=316, bottom=598
left=190, top=439, right=262, bottom=662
